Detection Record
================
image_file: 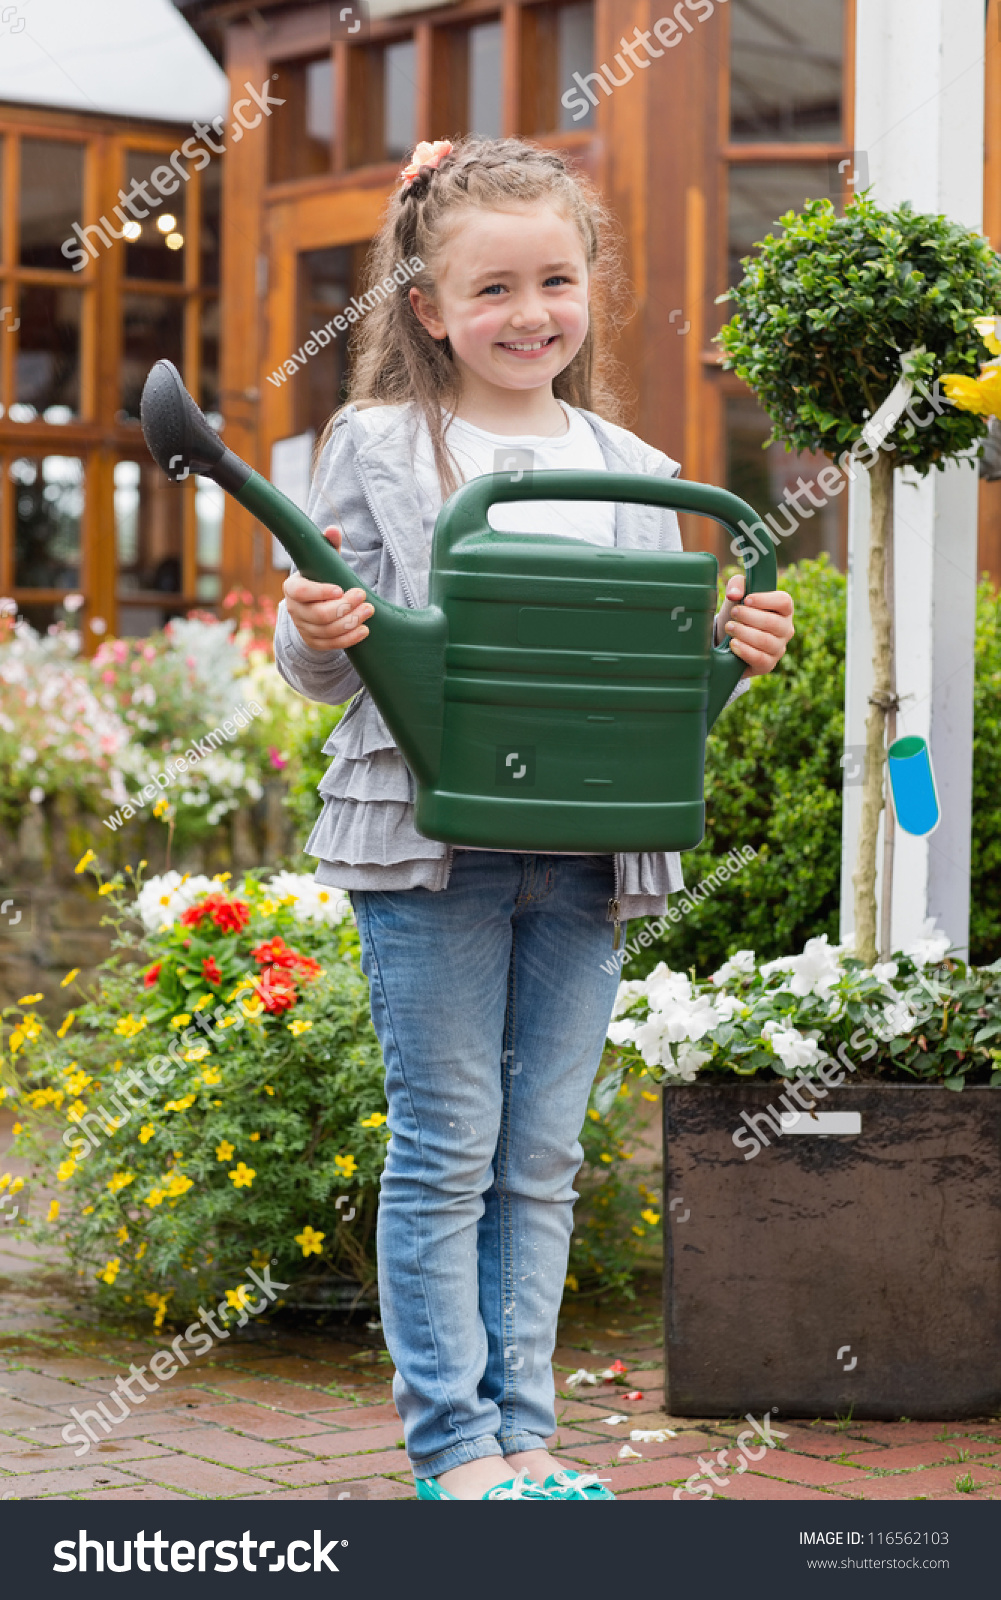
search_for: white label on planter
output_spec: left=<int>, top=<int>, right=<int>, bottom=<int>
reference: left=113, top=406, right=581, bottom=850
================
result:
left=779, top=1111, right=862, bottom=1136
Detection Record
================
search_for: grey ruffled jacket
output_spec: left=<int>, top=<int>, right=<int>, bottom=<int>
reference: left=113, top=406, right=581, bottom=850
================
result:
left=273, top=402, right=749, bottom=920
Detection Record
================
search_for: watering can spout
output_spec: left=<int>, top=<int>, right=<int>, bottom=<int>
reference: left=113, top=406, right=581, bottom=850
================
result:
left=139, top=360, right=447, bottom=786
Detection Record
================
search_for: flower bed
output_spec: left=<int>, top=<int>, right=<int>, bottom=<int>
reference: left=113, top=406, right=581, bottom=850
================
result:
left=1, top=865, right=386, bottom=1327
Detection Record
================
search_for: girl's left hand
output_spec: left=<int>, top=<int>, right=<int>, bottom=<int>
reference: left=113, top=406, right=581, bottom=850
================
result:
left=715, top=575, right=794, bottom=676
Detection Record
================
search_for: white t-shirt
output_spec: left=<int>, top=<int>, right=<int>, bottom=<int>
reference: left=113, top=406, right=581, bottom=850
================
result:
left=412, top=403, right=616, bottom=547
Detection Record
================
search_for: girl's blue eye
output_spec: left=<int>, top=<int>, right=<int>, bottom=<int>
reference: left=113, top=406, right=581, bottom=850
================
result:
left=544, top=275, right=570, bottom=287
left=480, top=283, right=506, bottom=295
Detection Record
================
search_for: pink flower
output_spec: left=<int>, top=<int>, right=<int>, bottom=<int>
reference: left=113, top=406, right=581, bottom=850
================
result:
left=101, top=670, right=116, bottom=684
left=112, top=641, right=127, bottom=662
left=268, top=747, right=288, bottom=770
left=143, top=645, right=156, bottom=661
left=400, top=139, right=453, bottom=186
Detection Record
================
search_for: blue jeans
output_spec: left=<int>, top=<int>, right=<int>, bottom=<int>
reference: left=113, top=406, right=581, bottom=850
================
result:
left=352, top=852, right=623, bottom=1479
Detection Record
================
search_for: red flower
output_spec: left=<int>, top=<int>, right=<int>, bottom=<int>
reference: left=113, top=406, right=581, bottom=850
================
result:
left=252, top=937, right=321, bottom=983
left=180, top=895, right=251, bottom=934
left=202, top=956, right=222, bottom=985
left=143, top=963, right=161, bottom=988
left=256, top=967, right=298, bottom=1014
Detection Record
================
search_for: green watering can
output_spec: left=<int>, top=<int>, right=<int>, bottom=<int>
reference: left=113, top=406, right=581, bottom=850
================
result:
left=140, top=360, right=777, bottom=852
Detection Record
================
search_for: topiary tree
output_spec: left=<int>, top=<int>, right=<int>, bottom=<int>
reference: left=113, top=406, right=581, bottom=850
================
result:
left=717, top=194, right=1001, bottom=964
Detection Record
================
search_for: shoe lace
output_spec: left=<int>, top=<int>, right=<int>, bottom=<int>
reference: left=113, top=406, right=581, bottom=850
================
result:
left=484, top=1470, right=548, bottom=1501
left=549, top=1468, right=612, bottom=1497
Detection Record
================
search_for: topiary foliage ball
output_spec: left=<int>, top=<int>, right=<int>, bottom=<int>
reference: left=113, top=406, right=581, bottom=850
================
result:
left=716, top=194, right=1001, bottom=476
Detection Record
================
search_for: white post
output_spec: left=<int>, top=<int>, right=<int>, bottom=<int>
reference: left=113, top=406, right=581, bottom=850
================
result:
left=841, top=0, right=986, bottom=959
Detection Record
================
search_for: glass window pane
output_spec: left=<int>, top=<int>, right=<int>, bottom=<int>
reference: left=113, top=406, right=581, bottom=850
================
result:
left=19, top=139, right=84, bottom=269
left=15, top=285, right=82, bottom=421
left=122, top=150, right=187, bottom=282
left=469, top=22, right=502, bottom=138
left=200, top=296, right=220, bottom=418
left=12, top=454, right=83, bottom=588
left=295, top=244, right=365, bottom=435
left=120, top=293, right=184, bottom=422
left=199, top=158, right=221, bottom=286
left=730, top=0, right=844, bottom=143
left=269, top=55, right=334, bottom=182
left=727, top=162, right=837, bottom=289
left=385, top=40, right=417, bottom=162
left=114, top=456, right=182, bottom=595
left=558, top=2, right=594, bottom=131
left=726, top=396, right=842, bottom=567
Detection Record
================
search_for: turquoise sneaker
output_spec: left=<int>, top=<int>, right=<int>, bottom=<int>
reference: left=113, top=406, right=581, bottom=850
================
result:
left=415, top=1470, right=551, bottom=1500
left=542, top=1468, right=616, bottom=1500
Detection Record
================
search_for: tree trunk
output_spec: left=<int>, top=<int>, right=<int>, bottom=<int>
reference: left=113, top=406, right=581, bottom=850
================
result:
left=852, top=449, right=896, bottom=966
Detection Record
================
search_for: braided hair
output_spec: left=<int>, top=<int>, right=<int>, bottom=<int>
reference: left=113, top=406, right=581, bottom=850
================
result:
left=323, top=135, right=628, bottom=497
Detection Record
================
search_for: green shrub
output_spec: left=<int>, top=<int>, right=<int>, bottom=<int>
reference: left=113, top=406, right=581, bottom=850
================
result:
left=973, top=579, right=1001, bottom=962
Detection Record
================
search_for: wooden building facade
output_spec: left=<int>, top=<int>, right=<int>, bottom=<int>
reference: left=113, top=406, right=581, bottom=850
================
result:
left=2, top=0, right=1001, bottom=636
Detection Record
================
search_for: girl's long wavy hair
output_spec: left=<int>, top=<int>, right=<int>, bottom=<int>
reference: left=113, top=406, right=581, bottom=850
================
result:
left=320, top=135, right=630, bottom=497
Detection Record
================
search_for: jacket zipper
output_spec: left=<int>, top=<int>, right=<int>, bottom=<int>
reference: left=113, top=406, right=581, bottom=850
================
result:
left=608, top=855, right=622, bottom=949
left=353, top=455, right=420, bottom=612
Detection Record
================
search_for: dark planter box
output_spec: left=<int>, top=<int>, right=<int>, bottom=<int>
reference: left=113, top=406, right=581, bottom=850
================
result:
left=663, top=1083, right=1001, bottom=1419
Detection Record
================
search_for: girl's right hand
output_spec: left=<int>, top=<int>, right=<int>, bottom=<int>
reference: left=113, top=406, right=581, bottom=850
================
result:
left=282, top=526, right=374, bottom=651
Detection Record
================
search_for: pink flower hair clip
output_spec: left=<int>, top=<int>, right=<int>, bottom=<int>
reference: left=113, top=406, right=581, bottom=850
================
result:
left=400, top=140, right=453, bottom=189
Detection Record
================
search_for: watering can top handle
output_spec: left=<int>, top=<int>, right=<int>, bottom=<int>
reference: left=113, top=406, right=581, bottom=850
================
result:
left=436, top=469, right=778, bottom=596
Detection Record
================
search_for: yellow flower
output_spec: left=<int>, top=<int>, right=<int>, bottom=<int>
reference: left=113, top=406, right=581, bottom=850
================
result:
left=295, top=1225, right=325, bottom=1257
left=263, top=1085, right=275, bottom=1096
left=215, top=1139, right=234, bottom=1161
left=201, top=1066, right=222, bottom=1086
left=107, top=1171, right=136, bottom=1194
left=56, top=1012, right=76, bottom=1039
left=60, top=969, right=80, bottom=988
left=287, top=1019, right=313, bottom=1037
left=225, top=1284, right=253, bottom=1310
left=136, top=1241, right=147, bottom=1260
left=139, top=1124, right=155, bottom=1144
left=47, top=1200, right=60, bottom=1223
left=974, top=314, right=1001, bottom=356
left=587, top=1109, right=600, bottom=1122
left=241, top=996, right=265, bottom=1019
left=183, top=1045, right=210, bottom=1062
left=940, top=367, right=1001, bottom=417
left=228, top=977, right=255, bottom=1000
left=640, top=1090, right=659, bottom=1103
left=82, top=1204, right=95, bottom=1215
left=360, top=1113, right=387, bottom=1129
left=249, top=1132, right=260, bottom=1141
left=641, top=1208, right=661, bottom=1226
left=165, top=1173, right=193, bottom=1198
left=116, top=1224, right=129, bottom=1245
left=145, top=1291, right=171, bottom=1329
left=98, top=1257, right=121, bottom=1284
left=114, top=1014, right=147, bottom=1039
left=11, top=1122, right=22, bottom=1135
left=74, top=849, right=96, bottom=874
left=170, top=1014, right=191, bottom=1030
left=564, top=1273, right=579, bottom=1292
left=334, top=1153, right=357, bottom=1178
left=164, top=1094, right=196, bottom=1113
left=8, top=1176, right=23, bottom=1195
left=212, top=872, right=231, bottom=884
left=218, top=1016, right=239, bottom=1029
left=228, top=1162, right=256, bottom=1188
left=250, top=1248, right=270, bottom=1269
left=193, top=994, right=214, bottom=1012
left=0, top=1174, right=10, bottom=1192
left=599, top=1153, right=613, bottom=1164
left=152, top=798, right=170, bottom=819
left=632, top=1225, right=646, bottom=1237
left=145, top=1187, right=166, bottom=1207
left=8, top=1030, right=24, bottom=1057
left=98, top=883, right=116, bottom=897
left=17, top=992, right=43, bottom=1005
left=66, top=1100, right=88, bottom=1121
left=57, top=1157, right=77, bottom=1182
left=64, top=1069, right=93, bottom=1096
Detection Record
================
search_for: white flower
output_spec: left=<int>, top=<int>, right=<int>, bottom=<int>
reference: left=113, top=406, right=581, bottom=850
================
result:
left=667, top=1042, right=712, bottom=1083
left=879, top=1000, right=916, bottom=1040
left=711, top=949, right=755, bottom=986
left=904, top=921, right=950, bottom=968
left=761, top=1019, right=822, bottom=1072
left=607, top=1017, right=637, bottom=1047
left=711, top=992, right=747, bottom=1023
left=761, top=935, right=842, bottom=998
left=871, top=961, right=898, bottom=985
left=565, top=1368, right=600, bottom=1389
left=265, top=871, right=353, bottom=925
left=611, top=979, right=647, bottom=1019
left=135, top=872, right=215, bottom=932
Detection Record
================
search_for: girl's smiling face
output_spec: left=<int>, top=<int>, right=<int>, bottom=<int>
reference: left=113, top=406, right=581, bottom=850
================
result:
left=409, top=201, right=590, bottom=399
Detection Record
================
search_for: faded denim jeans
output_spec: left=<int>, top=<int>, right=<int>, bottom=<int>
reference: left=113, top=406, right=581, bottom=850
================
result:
left=352, top=852, right=623, bottom=1479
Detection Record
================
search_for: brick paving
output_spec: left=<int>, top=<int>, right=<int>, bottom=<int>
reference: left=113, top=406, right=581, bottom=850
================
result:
left=1, top=1138, right=999, bottom=1501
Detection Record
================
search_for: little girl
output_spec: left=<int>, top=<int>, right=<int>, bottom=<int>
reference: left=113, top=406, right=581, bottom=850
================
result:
left=275, top=136, right=794, bottom=1501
